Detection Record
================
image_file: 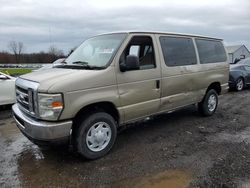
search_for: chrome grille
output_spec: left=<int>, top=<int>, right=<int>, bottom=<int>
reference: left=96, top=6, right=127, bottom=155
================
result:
left=16, top=85, right=34, bottom=114
left=15, top=78, right=39, bottom=117
left=16, top=86, right=29, bottom=108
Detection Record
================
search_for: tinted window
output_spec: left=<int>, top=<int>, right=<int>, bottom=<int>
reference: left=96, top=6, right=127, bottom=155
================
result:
left=159, top=36, right=197, bottom=66
left=129, top=45, right=140, bottom=56
left=195, top=39, right=227, bottom=64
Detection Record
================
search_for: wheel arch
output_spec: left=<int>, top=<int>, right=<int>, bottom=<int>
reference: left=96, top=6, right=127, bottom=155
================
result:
left=231, top=71, right=245, bottom=84
left=206, top=82, right=221, bottom=95
left=72, top=101, right=120, bottom=128
left=237, top=76, right=245, bottom=83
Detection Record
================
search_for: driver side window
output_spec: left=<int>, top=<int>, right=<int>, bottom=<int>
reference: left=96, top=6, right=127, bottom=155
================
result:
left=120, top=36, right=156, bottom=70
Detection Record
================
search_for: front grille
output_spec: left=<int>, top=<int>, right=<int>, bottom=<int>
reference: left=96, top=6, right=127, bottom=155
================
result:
left=15, top=78, right=39, bottom=117
left=16, top=86, right=29, bottom=109
left=16, top=86, right=34, bottom=115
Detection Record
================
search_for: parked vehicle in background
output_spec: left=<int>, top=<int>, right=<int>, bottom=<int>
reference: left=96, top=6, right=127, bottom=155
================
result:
left=35, top=58, right=66, bottom=71
left=12, top=31, right=229, bottom=159
left=0, top=72, right=16, bottom=105
left=237, top=57, right=250, bottom=65
left=229, top=64, right=250, bottom=91
left=52, top=58, right=66, bottom=66
left=35, top=64, right=53, bottom=71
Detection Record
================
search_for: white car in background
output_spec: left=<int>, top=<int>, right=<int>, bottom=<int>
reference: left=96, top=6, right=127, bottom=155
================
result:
left=0, top=72, right=16, bottom=105
left=34, top=58, right=66, bottom=71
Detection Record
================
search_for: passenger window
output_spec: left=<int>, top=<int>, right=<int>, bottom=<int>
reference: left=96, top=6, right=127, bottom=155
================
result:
left=129, top=45, right=140, bottom=56
left=195, top=39, right=227, bottom=64
left=159, top=36, right=197, bottom=66
left=120, top=36, right=156, bottom=70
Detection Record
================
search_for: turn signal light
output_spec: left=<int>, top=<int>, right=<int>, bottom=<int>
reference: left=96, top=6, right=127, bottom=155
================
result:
left=51, top=101, right=63, bottom=107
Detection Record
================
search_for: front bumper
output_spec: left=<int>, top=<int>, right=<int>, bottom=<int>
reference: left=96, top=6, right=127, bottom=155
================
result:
left=12, top=104, right=72, bottom=143
left=228, top=81, right=236, bottom=88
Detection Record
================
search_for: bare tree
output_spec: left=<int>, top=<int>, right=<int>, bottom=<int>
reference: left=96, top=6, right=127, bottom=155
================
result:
left=8, top=41, right=24, bottom=64
left=49, top=45, right=64, bottom=56
left=48, top=45, right=64, bottom=62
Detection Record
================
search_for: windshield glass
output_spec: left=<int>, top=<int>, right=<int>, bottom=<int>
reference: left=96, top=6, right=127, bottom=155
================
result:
left=238, top=58, right=250, bottom=65
left=230, top=64, right=242, bottom=70
left=65, top=33, right=126, bottom=68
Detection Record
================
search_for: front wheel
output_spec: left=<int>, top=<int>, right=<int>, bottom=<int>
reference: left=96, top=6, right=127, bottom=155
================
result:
left=198, top=89, right=218, bottom=116
left=236, top=77, right=244, bottom=91
left=74, top=112, right=117, bottom=159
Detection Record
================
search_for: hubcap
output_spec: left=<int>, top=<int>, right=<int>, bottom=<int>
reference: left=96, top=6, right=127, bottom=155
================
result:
left=86, top=122, right=112, bottom=152
left=208, top=94, right=217, bottom=112
left=236, top=79, right=243, bottom=91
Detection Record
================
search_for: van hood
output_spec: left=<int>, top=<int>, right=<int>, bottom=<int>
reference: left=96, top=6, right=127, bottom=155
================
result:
left=21, top=68, right=76, bottom=83
left=20, top=67, right=116, bottom=93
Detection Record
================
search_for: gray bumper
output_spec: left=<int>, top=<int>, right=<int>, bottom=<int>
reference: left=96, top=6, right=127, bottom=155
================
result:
left=12, top=104, right=72, bottom=142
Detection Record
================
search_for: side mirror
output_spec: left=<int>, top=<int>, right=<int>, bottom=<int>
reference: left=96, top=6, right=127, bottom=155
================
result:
left=120, top=55, right=140, bottom=72
left=0, top=74, right=8, bottom=80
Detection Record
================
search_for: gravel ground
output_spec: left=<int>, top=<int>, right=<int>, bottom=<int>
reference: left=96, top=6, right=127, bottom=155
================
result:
left=1, top=90, right=250, bottom=188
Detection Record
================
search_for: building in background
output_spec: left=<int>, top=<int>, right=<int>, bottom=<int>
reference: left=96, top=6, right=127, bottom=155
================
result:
left=226, top=45, right=250, bottom=64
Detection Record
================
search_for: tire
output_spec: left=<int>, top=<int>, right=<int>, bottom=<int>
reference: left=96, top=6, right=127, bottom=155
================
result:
left=74, top=112, right=117, bottom=160
left=235, top=77, right=244, bottom=91
left=198, top=89, right=218, bottom=116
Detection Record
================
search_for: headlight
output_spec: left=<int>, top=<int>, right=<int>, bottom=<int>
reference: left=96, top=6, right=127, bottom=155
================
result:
left=37, top=93, right=63, bottom=120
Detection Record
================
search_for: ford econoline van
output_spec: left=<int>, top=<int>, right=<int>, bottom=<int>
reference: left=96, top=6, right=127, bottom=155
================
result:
left=13, top=31, right=229, bottom=159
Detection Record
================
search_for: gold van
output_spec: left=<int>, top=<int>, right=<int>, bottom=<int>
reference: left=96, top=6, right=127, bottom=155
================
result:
left=13, top=31, right=229, bottom=159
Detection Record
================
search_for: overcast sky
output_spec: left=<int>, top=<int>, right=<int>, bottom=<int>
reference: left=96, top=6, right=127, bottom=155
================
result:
left=0, top=0, right=249, bottom=54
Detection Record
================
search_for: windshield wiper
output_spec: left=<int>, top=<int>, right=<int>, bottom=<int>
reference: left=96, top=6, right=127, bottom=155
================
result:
left=72, top=61, right=89, bottom=65
left=56, top=61, right=105, bottom=70
left=71, top=61, right=105, bottom=70
left=80, top=64, right=105, bottom=70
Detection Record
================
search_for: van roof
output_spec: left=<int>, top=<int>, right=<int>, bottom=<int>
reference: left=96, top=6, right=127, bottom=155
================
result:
left=100, top=31, right=223, bottom=41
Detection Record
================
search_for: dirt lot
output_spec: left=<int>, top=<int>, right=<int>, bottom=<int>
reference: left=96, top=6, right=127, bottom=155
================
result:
left=1, top=90, right=250, bottom=188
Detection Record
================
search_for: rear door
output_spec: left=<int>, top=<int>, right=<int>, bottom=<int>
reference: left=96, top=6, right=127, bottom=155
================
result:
left=156, top=35, right=200, bottom=111
left=115, top=34, right=161, bottom=122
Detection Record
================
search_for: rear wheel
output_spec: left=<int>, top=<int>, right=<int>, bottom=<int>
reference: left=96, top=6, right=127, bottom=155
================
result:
left=74, top=112, right=117, bottom=159
left=198, top=89, right=218, bottom=116
left=236, top=77, right=244, bottom=91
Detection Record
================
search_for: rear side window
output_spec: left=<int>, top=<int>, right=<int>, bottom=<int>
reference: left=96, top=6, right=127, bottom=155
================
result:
left=159, top=36, right=197, bottom=66
left=195, top=39, right=227, bottom=64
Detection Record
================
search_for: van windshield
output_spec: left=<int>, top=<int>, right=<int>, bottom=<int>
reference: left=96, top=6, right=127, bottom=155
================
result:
left=63, top=33, right=126, bottom=69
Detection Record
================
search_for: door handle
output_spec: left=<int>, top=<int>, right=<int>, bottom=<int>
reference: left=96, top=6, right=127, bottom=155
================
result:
left=156, top=80, right=160, bottom=89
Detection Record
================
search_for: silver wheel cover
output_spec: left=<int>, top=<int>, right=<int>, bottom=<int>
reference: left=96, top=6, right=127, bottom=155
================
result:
left=86, top=122, right=112, bottom=152
left=236, top=79, right=243, bottom=91
left=208, top=94, right=217, bottom=112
